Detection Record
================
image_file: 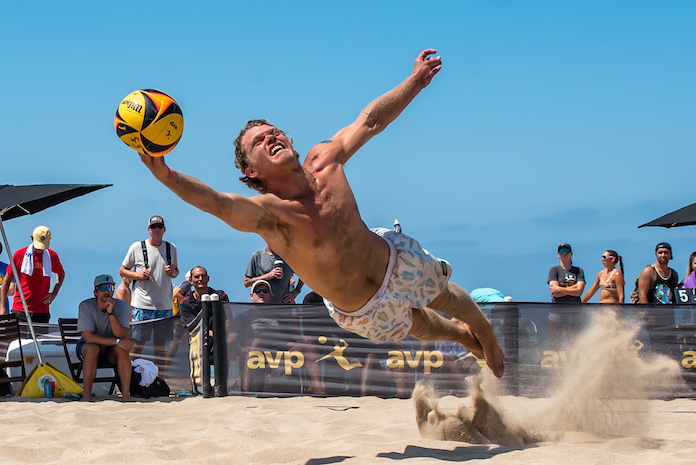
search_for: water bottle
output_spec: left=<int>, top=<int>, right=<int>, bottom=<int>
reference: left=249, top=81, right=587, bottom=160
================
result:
left=393, top=219, right=402, bottom=234
left=42, top=379, right=53, bottom=399
left=63, top=393, right=81, bottom=401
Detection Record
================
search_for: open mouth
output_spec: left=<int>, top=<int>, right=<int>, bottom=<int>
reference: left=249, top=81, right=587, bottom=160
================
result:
left=270, top=143, right=283, bottom=156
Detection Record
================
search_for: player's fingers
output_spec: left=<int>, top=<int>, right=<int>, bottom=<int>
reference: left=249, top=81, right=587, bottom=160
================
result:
left=419, top=48, right=437, bottom=60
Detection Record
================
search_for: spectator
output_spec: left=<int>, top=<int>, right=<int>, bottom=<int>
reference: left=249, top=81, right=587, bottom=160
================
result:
left=548, top=243, right=585, bottom=303
left=178, top=266, right=229, bottom=330
left=77, top=274, right=134, bottom=401
left=0, top=226, right=65, bottom=329
left=230, top=280, right=324, bottom=394
left=244, top=244, right=303, bottom=303
left=547, top=243, right=585, bottom=350
left=0, top=260, right=15, bottom=310
left=115, top=276, right=132, bottom=309
left=680, top=251, right=696, bottom=289
left=582, top=250, right=625, bottom=303
left=638, top=242, right=678, bottom=304
left=119, top=215, right=179, bottom=370
left=173, top=269, right=193, bottom=310
left=229, top=280, right=279, bottom=392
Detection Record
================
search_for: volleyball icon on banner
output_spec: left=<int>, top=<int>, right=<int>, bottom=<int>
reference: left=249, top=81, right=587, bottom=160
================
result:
left=114, top=89, right=184, bottom=157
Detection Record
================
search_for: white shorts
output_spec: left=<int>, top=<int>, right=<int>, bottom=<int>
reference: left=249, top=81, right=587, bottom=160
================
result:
left=324, top=228, right=452, bottom=342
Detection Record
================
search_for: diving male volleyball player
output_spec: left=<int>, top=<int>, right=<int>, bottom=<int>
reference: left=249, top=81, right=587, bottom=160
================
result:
left=138, top=49, right=504, bottom=377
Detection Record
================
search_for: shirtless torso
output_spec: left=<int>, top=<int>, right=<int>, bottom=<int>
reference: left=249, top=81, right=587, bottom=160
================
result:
left=238, top=139, right=390, bottom=312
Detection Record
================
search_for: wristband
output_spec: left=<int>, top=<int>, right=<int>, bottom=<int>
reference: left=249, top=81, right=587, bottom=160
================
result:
left=115, top=338, right=120, bottom=346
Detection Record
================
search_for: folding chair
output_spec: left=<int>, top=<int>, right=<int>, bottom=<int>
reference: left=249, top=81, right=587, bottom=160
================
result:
left=58, top=318, right=118, bottom=395
left=0, top=314, right=26, bottom=392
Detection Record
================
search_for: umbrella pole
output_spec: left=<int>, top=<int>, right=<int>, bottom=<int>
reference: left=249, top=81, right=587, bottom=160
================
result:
left=0, top=219, right=43, bottom=364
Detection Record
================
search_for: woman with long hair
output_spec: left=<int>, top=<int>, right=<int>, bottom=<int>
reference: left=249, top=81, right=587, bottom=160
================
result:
left=582, top=249, right=625, bottom=303
left=680, top=251, right=696, bottom=289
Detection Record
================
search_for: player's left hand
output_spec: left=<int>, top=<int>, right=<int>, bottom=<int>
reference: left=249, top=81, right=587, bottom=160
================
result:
left=413, top=49, right=442, bottom=88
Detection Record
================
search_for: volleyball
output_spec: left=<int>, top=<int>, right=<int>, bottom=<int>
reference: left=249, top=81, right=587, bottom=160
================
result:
left=114, top=89, right=184, bottom=157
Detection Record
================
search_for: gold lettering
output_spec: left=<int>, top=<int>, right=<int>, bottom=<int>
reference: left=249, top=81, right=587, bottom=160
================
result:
left=682, top=350, right=696, bottom=369
left=404, top=351, right=422, bottom=369
left=423, top=350, right=443, bottom=374
left=386, top=350, right=404, bottom=369
left=264, top=351, right=283, bottom=368
left=541, top=350, right=559, bottom=368
left=247, top=351, right=265, bottom=369
left=284, top=351, right=304, bottom=374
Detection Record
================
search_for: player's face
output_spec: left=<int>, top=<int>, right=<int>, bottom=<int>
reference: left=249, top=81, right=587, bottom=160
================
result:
left=243, top=125, right=293, bottom=174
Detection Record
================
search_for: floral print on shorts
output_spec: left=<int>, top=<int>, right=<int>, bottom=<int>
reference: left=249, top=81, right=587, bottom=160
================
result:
left=324, top=228, right=452, bottom=342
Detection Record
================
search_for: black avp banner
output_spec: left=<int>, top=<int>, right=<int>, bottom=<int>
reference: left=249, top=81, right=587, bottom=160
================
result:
left=61, top=301, right=696, bottom=398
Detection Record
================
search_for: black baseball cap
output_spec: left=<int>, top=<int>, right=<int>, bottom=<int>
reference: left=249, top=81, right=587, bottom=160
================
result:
left=558, top=243, right=572, bottom=253
left=148, top=215, right=165, bottom=227
left=655, top=242, right=672, bottom=252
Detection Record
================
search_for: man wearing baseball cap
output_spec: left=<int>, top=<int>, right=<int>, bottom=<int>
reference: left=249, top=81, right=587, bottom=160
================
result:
left=120, top=215, right=179, bottom=371
left=547, top=243, right=586, bottom=303
left=638, top=242, right=678, bottom=304
left=0, top=226, right=65, bottom=328
left=77, top=274, right=134, bottom=401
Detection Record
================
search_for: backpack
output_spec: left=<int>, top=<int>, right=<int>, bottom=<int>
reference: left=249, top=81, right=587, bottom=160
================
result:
left=132, top=240, right=171, bottom=290
left=129, top=368, right=171, bottom=398
left=630, top=265, right=657, bottom=304
left=140, top=240, right=171, bottom=269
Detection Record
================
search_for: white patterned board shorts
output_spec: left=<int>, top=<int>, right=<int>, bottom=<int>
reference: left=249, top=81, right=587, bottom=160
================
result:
left=324, top=228, right=452, bottom=342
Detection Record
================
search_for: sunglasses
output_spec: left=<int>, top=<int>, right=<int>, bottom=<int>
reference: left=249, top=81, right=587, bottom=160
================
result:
left=254, top=288, right=271, bottom=295
left=558, top=249, right=571, bottom=254
left=601, top=255, right=614, bottom=260
left=96, top=283, right=114, bottom=292
left=149, top=224, right=164, bottom=229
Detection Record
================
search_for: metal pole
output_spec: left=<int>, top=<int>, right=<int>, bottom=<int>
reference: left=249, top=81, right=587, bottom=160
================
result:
left=0, top=219, right=42, bottom=364
left=201, top=294, right=211, bottom=398
left=211, top=293, right=227, bottom=397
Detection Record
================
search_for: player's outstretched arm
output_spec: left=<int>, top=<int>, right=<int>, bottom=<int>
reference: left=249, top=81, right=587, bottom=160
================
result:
left=330, top=49, right=442, bottom=164
left=139, top=154, right=265, bottom=233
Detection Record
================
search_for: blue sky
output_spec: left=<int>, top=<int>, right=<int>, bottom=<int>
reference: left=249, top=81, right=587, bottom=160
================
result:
left=1, top=1, right=695, bottom=319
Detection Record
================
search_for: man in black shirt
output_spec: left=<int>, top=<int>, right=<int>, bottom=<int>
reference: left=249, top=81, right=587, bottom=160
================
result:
left=179, top=266, right=229, bottom=331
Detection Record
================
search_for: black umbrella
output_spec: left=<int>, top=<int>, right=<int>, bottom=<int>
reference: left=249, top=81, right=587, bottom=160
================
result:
left=0, top=184, right=111, bottom=363
left=638, top=202, right=696, bottom=228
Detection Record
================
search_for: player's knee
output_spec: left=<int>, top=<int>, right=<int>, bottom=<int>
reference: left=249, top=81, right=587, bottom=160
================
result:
left=408, top=308, right=428, bottom=338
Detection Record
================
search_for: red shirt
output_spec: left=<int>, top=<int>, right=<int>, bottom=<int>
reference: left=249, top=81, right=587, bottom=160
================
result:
left=7, top=246, right=64, bottom=314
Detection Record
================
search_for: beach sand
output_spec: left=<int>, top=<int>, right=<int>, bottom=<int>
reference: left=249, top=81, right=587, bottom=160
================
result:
left=2, top=311, right=695, bottom=464
left=0, top=394, right=694, bottom=465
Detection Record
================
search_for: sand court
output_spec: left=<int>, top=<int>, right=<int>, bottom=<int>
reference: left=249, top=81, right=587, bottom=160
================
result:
left=2, top=310, right=695, bottom=464
left=0, top=394, right=694, bottom=464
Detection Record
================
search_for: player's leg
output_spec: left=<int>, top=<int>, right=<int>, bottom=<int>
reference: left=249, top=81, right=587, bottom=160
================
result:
left=421, top=283, right=504, bottom=377
left=409, top=307, right=484, bottom=359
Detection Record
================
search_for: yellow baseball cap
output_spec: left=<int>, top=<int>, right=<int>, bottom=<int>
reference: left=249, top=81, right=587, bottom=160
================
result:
left=32, top=226, right=51, bottom=250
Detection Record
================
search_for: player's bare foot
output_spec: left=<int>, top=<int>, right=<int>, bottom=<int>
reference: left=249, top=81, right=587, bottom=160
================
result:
left=455, top=319, right=504, bottom=378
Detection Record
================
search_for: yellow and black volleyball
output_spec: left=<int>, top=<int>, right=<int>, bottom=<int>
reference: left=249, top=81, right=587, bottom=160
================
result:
left=114, top=89, right=184, bottom=157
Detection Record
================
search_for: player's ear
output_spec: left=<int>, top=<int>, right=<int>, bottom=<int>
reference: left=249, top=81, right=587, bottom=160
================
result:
left=244, top=167, right=257, bottom=179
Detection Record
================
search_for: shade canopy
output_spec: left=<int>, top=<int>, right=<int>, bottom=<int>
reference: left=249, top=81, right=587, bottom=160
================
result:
left=0, top=183, right=111, bottom=365
left=0, top=184, right=111, bottom=220
left=639, top=202, right=696, bottom=229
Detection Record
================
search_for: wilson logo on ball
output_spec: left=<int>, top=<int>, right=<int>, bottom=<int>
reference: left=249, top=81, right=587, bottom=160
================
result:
left=114, top=89, right=184, bottom=157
